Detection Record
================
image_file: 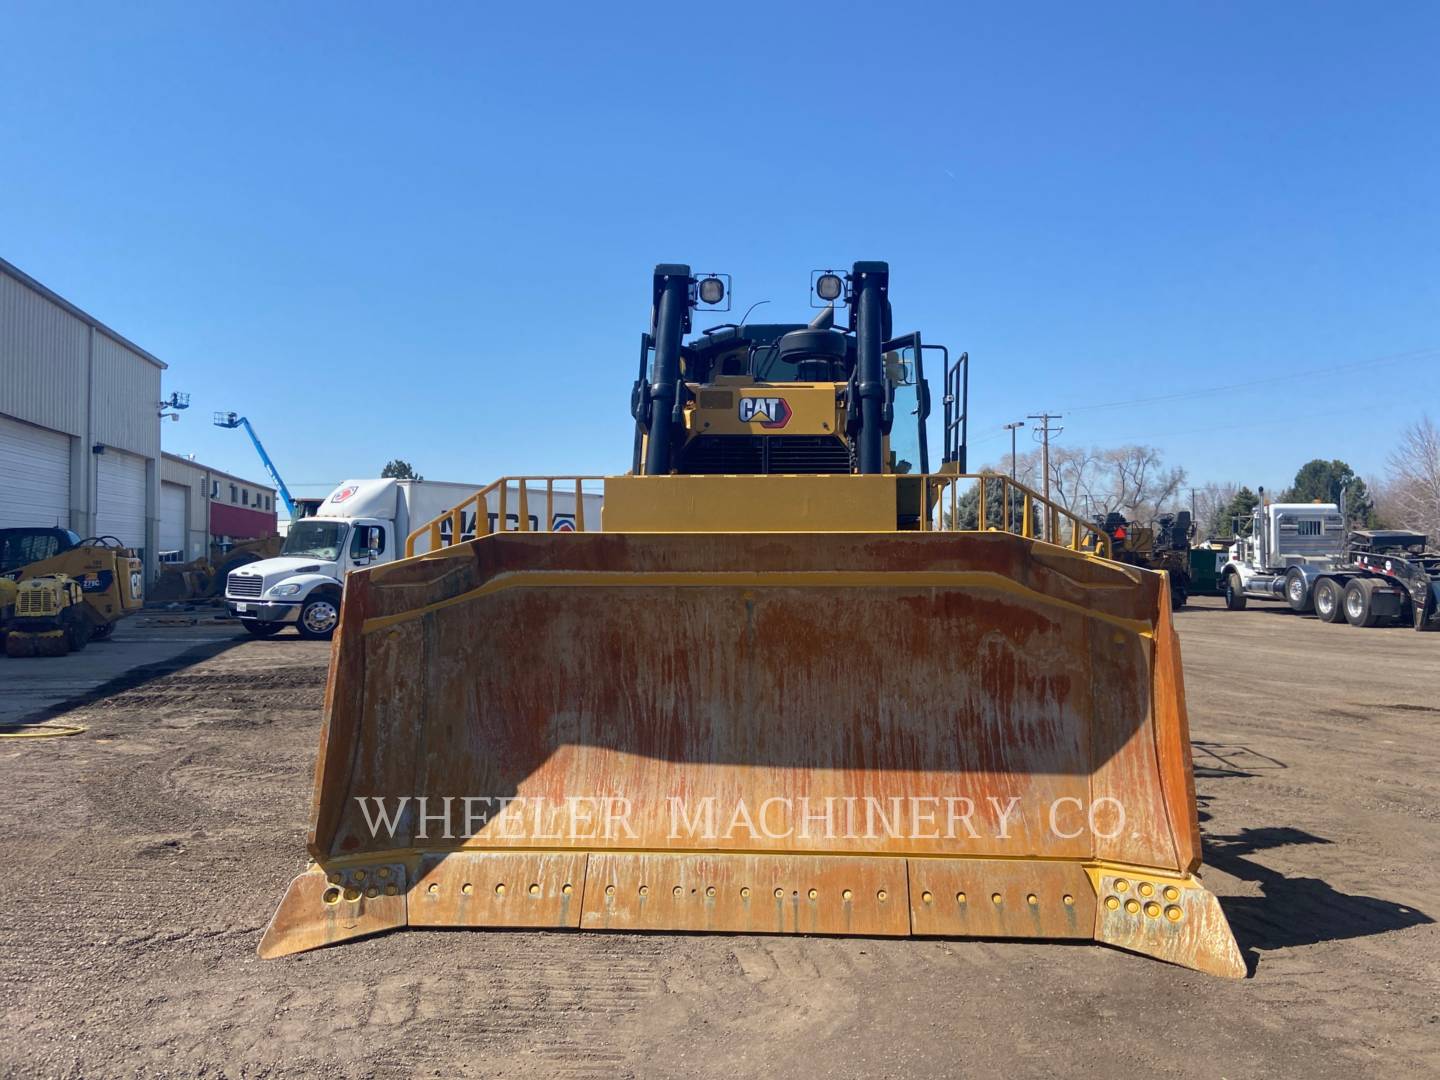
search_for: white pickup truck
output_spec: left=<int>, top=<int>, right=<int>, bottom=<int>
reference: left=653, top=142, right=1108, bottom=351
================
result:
left=225, top=477, right=600, bottom=639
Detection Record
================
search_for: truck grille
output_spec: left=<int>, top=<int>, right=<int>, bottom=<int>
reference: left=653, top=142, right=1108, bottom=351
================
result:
left=227, top=573, right=263, bottom=598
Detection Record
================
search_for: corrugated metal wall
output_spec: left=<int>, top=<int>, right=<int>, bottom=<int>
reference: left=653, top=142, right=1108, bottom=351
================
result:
left=93, top=332, right=161, bottom=458
left=0, top=258, right=166, bottom=581
left=0, top=272, right=89, bottom=436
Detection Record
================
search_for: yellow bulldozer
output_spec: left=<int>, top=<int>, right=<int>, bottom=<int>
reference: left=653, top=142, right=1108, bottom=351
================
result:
left=260, top=262, right=1244, bottom=977
left=150, top=535, right=284, bottom=603
left=0, top=529, right=143, bottom=654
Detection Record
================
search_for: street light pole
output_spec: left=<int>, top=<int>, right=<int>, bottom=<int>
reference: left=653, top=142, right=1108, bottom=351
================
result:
left=1003, top=421, right=1025, bottom=532
left=1003, top=421, right=1025, bottom=483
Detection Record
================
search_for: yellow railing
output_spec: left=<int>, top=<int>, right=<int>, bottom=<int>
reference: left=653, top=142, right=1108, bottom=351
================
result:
left=922, top=473, right=1112, bottom=558
left=406, top=472, right=1110, bottom=559
left=405, top=476, right=605, bottom=557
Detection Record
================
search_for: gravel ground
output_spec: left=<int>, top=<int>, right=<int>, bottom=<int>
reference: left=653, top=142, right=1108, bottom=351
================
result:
left=0, top=596, right=1435, bottom=1078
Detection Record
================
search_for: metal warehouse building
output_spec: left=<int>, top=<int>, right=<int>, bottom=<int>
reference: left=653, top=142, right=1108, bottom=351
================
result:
left=160, top=452, right=277, bottom=561
left=1, top=256, right=165, bottom=583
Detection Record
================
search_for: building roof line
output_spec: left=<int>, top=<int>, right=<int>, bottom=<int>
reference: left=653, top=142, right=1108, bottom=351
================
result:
left=0, top=255, right=169, bottom=370
left=161, top=451, right=277, bottom=491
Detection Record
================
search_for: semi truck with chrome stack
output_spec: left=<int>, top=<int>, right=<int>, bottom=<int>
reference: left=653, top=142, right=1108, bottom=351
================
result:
left=1219, top=495, right=1437, bottom=628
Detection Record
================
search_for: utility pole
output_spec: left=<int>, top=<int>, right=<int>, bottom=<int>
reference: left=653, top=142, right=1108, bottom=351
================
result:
left=1027, top=412, right=1063, bottom=540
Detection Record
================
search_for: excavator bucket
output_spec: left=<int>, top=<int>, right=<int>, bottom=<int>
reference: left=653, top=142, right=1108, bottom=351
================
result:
left=261, top=475, right=1244, bottom=977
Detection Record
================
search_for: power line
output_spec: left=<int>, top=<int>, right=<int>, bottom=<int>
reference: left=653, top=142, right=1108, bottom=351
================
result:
left=1056, top=345, right=1440, bottom=416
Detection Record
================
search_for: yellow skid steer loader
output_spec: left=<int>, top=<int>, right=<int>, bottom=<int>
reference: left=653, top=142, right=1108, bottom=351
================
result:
left=1, top=531, right=143, bottom=653
left=261, top=263, right=1244, bottom=977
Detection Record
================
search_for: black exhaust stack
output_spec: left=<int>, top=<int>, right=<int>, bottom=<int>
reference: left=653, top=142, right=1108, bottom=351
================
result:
left=644, top=263, right=692, bottom=476
left=851, top=261, right=889, bottom=474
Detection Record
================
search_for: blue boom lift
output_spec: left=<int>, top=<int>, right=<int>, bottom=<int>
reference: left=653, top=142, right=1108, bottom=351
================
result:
left=212, top=412, right=299, bottom=520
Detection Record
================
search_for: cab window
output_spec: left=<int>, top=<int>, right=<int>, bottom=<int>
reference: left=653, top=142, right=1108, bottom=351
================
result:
left=350, top=525, right=386, bottom=558
left=885, top=347, right=928, bottom=475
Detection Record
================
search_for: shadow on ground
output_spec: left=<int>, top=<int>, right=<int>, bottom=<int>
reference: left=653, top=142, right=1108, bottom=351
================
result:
left=1203, top=825, right=1433, bottom=974
left=14, top=635, right=248, bottom=726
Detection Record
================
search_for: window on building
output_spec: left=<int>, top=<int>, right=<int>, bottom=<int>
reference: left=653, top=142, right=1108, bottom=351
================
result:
left=266, top=494, right=272, bottom=510
left=209, top=480, right=219, bottom=499
left=230, top=484, right=237, bottom=502
left=242, top=489, right=249, bottom=506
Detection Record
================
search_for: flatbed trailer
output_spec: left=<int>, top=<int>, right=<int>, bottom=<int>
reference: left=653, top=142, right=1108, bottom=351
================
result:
left=1310, top=530, right=1440, bottom=630
left=1222, top=510, right=1439, bottom=630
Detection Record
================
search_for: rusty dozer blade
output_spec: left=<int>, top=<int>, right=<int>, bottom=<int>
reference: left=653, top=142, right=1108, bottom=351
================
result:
left=260, top=530, right=1244, bottom=978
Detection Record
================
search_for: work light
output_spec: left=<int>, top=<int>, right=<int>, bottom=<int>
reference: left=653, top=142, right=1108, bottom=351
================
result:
left=698, top=276, right=726, bottom=305
left=815, top=272, right=843, bottom=302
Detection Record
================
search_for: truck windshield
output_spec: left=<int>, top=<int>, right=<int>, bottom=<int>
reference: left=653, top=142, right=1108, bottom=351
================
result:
left=281, top=521, right=348, bottom=561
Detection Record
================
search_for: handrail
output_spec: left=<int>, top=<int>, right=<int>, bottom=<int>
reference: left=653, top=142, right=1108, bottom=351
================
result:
left=921, top=473, right=1112, bottom=559
left=405, top=476, right=605, bottom=557
left=405, top=472, right=1110, bottom=560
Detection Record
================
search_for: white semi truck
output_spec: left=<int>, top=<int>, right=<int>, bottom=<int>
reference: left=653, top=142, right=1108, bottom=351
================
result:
left=1219, top=496, right=1424, bottom=628
left=225, top=477, right=601, bottom=639
left=1220, top=499, right=1345, bottom=613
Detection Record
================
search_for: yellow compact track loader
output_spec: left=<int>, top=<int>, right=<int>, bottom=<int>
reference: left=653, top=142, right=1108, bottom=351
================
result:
left=4, top=575, right=90, bottom=657
left=261, top=262, right=1244, bottom=977
left=1, top=531, right=143, bottom=650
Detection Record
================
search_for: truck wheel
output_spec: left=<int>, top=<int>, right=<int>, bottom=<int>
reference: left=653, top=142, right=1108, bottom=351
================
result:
left=298, top=595, right=340, bottom=640
left=244, top=622, right=284, bottom=638
left=1343, top=580, right=1382, bottom=628
left=1284, top=568, right=1312, bottom=613
left=1314, top=578, right=1346, bottom=623
left=91, top=623, right=114, bottom=641
left=1224, top=572, right=1247, bottom=610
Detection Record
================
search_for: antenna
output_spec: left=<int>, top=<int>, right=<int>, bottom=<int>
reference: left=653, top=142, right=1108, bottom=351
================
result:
left=736, top=299, right=770, bottom=336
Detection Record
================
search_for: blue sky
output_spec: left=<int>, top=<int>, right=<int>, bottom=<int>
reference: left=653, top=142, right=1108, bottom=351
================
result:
left=3, top=2, right=1436, bottom=505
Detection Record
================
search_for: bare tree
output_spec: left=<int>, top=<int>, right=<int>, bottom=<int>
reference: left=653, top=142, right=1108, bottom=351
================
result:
left=1193, top=482, right=1238, bottom=537
left=1048, top=445, right=1102, bottom=517
left=1095, top=446, right=1186, bottom=521
left=1386, top=415, right=1440, bottom=537
left=975, top=443, right=1184, bottom=525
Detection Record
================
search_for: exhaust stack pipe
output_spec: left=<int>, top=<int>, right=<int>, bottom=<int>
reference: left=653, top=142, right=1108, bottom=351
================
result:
left=852, top=261, right=889, bottom=474
left=644, top=264, right=692, bottom=476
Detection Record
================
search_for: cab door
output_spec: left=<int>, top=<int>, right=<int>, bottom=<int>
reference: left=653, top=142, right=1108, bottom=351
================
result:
left=880, top=332, right=934, bottom=475
left=347, top=520, right=393, bottom=570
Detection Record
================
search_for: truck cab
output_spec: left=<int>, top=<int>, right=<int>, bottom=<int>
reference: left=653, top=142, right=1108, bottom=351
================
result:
left=1220, top=501, right=1343, bottom=611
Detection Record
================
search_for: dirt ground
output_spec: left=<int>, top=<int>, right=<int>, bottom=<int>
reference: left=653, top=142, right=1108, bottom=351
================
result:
left=1, top=597, right=1436, bottom=1079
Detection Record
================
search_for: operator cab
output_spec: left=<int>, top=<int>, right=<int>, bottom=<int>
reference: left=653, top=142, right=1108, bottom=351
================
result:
left=679, top=318, right=854, bottom=384
left=634, top=263, right=964, bottom=480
